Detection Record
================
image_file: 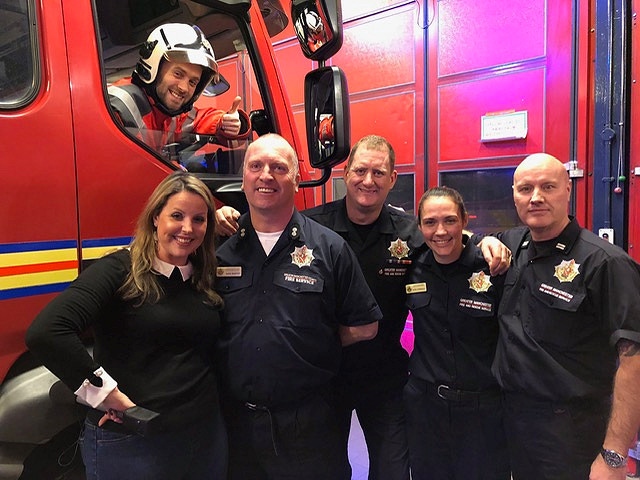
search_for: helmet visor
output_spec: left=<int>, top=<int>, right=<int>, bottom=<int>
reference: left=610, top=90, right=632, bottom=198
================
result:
left=164, top=49, right=219, bottom=76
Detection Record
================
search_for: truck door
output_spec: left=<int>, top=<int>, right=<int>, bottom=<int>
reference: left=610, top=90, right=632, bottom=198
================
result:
left=0, top=0, right=79, bottom=363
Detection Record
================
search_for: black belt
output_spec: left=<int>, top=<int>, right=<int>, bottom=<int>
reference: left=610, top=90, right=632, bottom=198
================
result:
left=238, top=390, right=328, bottom=456
left=244, top=401, right=271, bottom=412
left=242, top=398, right=302, bottom=413
left=427, top=382, right=501, bottom=402
left=504, top=391, right=610, bottom=411
left=239, top=386, right=328, bottom=412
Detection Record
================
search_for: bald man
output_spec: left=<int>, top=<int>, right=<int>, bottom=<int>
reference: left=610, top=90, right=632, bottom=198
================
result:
left=215, top=134, right=381, bottom=480
left=491, top=153, right=640, bottom=480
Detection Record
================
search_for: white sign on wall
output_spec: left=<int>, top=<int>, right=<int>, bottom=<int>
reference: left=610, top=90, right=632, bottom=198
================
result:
left=481, top=110, right=528, bottom=142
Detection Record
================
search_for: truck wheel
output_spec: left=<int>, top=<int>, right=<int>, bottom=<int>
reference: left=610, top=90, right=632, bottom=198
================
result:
left=18, top=421, right=86, bottom=480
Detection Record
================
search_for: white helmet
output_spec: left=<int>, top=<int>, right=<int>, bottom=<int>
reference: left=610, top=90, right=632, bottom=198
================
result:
left=134, top=23, right=219, bottom=113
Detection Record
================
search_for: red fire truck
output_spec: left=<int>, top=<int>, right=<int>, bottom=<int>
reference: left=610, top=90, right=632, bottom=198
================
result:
left=0, top=0, right=349, bottom=477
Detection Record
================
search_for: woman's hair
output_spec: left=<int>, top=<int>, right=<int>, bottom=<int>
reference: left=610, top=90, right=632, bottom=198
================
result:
left=417, top=186, right=468, bottom=224
left=119, top=171, right=222, bottom=307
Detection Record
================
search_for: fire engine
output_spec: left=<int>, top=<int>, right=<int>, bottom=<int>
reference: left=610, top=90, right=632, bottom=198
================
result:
left=0, top=0, right=349, bottom=477
left=4, top=0, right=640, bottom=476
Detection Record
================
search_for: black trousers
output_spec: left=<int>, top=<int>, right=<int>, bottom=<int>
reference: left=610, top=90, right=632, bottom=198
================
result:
left=504, top=392, right=610, bottom=480
left=403, top=376, right=510, bottom=480
left=336, top=383, right=410, bottom=480
left=223, top=390, right=348, bottom=480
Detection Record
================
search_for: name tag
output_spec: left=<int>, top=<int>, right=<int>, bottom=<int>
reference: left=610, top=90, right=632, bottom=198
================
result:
left=405, top=282, right=427, bottom=294
left=216, top=266, right=242, bottom=277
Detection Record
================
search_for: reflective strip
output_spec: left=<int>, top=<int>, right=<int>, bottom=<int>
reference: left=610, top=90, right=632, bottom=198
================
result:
left=181, top=108, right=198, bottom=133
left=0, top=269, right=78, bottom=290
left=0, top=241, right=79, bottom=298
left=108, top=85, right=147, bottom=132
left=167, top=117, right=178, bottom=144
left=81, top=238, right=130, bottom=261
left=0, top=248, right=76, bottom=268
left=0, top=237, right=130, bottom=299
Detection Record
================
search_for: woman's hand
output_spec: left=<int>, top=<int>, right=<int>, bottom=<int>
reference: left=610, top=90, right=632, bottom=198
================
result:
left=97, top=387, right=136, bottom=427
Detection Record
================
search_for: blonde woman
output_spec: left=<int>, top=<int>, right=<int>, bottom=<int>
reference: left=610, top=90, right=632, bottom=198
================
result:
left=27, top=171, right=226, bottom=479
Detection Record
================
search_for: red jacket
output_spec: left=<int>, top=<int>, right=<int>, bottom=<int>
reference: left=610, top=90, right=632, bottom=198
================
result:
left=108, top=81, right=251, bottom=154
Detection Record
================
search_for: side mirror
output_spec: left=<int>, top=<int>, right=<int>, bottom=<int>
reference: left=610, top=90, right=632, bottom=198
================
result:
left=291, top=0, right=343, bottom=61
left=249, top=109, right=272, bottom=136
left=304, top=66, right=350, bottom=169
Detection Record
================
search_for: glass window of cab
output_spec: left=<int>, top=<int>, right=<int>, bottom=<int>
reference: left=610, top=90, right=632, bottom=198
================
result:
left=0, top=0, right=39, bottom=109
left=97, top=1, right=270, bottom=174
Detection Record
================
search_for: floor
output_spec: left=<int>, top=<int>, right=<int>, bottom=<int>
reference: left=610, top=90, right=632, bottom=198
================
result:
left=347, top=413, right=369, bottom=480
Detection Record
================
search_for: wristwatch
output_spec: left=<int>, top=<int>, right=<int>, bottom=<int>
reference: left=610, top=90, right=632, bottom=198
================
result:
left=600, top=448, right=627, bottom=468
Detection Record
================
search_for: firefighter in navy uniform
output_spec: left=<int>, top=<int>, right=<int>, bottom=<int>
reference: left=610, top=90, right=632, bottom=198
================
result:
left=108, top=23, right=251, bottom=161
left=220, top=134, right=420, bottom=479
left=304, top=205, right=422, bottom=476
left=492, top=153, right=640, bottom=480
left=215, top=134, right=382, bottom=480
left=404, top=186, right=510, bottom=480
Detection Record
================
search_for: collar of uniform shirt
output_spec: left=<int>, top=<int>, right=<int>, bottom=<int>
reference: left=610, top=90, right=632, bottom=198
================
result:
left=153, top=257, right=193, bottom=281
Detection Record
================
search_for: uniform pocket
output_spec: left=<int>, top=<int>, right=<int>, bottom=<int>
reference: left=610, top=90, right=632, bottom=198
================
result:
left=216, top=273, right=253, bottom=294
left=525, top=281, right=587, bottom=348
left=530, top=281, right=586, bottom=312
left=406, top=291, right=432, bottom=310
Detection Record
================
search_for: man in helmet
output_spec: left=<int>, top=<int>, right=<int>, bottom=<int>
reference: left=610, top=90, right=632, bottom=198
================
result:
left=108, top=23, right=251, bottom=163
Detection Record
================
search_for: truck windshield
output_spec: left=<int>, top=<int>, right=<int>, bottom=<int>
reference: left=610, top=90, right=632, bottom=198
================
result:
left=97, top=1, right=281, bottom=174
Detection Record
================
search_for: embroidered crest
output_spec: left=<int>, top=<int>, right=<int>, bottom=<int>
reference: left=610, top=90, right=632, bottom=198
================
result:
left=290, top=245, right=314, bottom=268
left=388, top=238, right=410, bottom=259
left=553, top=259, right=580, bottom=283
left=468, top=271, right=492, bottom=293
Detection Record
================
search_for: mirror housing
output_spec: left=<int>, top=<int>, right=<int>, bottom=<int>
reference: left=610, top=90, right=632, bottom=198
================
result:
left=291, top=0, right=343, bottom=61
left=304, top=66, right=350, bottom=169
left=249, top=109, right=272, bottom=136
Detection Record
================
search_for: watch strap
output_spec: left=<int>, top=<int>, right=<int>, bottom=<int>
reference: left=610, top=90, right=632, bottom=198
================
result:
left=600, top=447, right=627, bottom=468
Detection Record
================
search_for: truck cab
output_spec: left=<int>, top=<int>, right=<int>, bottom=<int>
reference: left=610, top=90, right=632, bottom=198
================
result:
left=0, top=0, right=348, bottom=477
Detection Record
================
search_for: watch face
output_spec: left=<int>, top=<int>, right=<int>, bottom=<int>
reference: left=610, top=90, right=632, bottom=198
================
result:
left=601, top=449, right=627, bottom=468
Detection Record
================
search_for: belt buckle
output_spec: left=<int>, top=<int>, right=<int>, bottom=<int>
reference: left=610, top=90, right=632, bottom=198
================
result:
left=245, top=402, right=269, bottom=412
left=437, top=384, right=450, bottom=400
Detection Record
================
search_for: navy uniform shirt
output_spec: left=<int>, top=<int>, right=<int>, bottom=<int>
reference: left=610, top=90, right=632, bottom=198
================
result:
left=304, top=199, right=425, bottom=393
left=215, top=209, right=382, bottom=406
left=405, top=238, right=504, bottom=391
left=493, top=218, right=640, bottom=401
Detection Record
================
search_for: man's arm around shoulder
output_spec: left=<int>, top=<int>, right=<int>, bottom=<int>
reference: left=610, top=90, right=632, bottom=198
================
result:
left=339, top=322, right=378, bottom=347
